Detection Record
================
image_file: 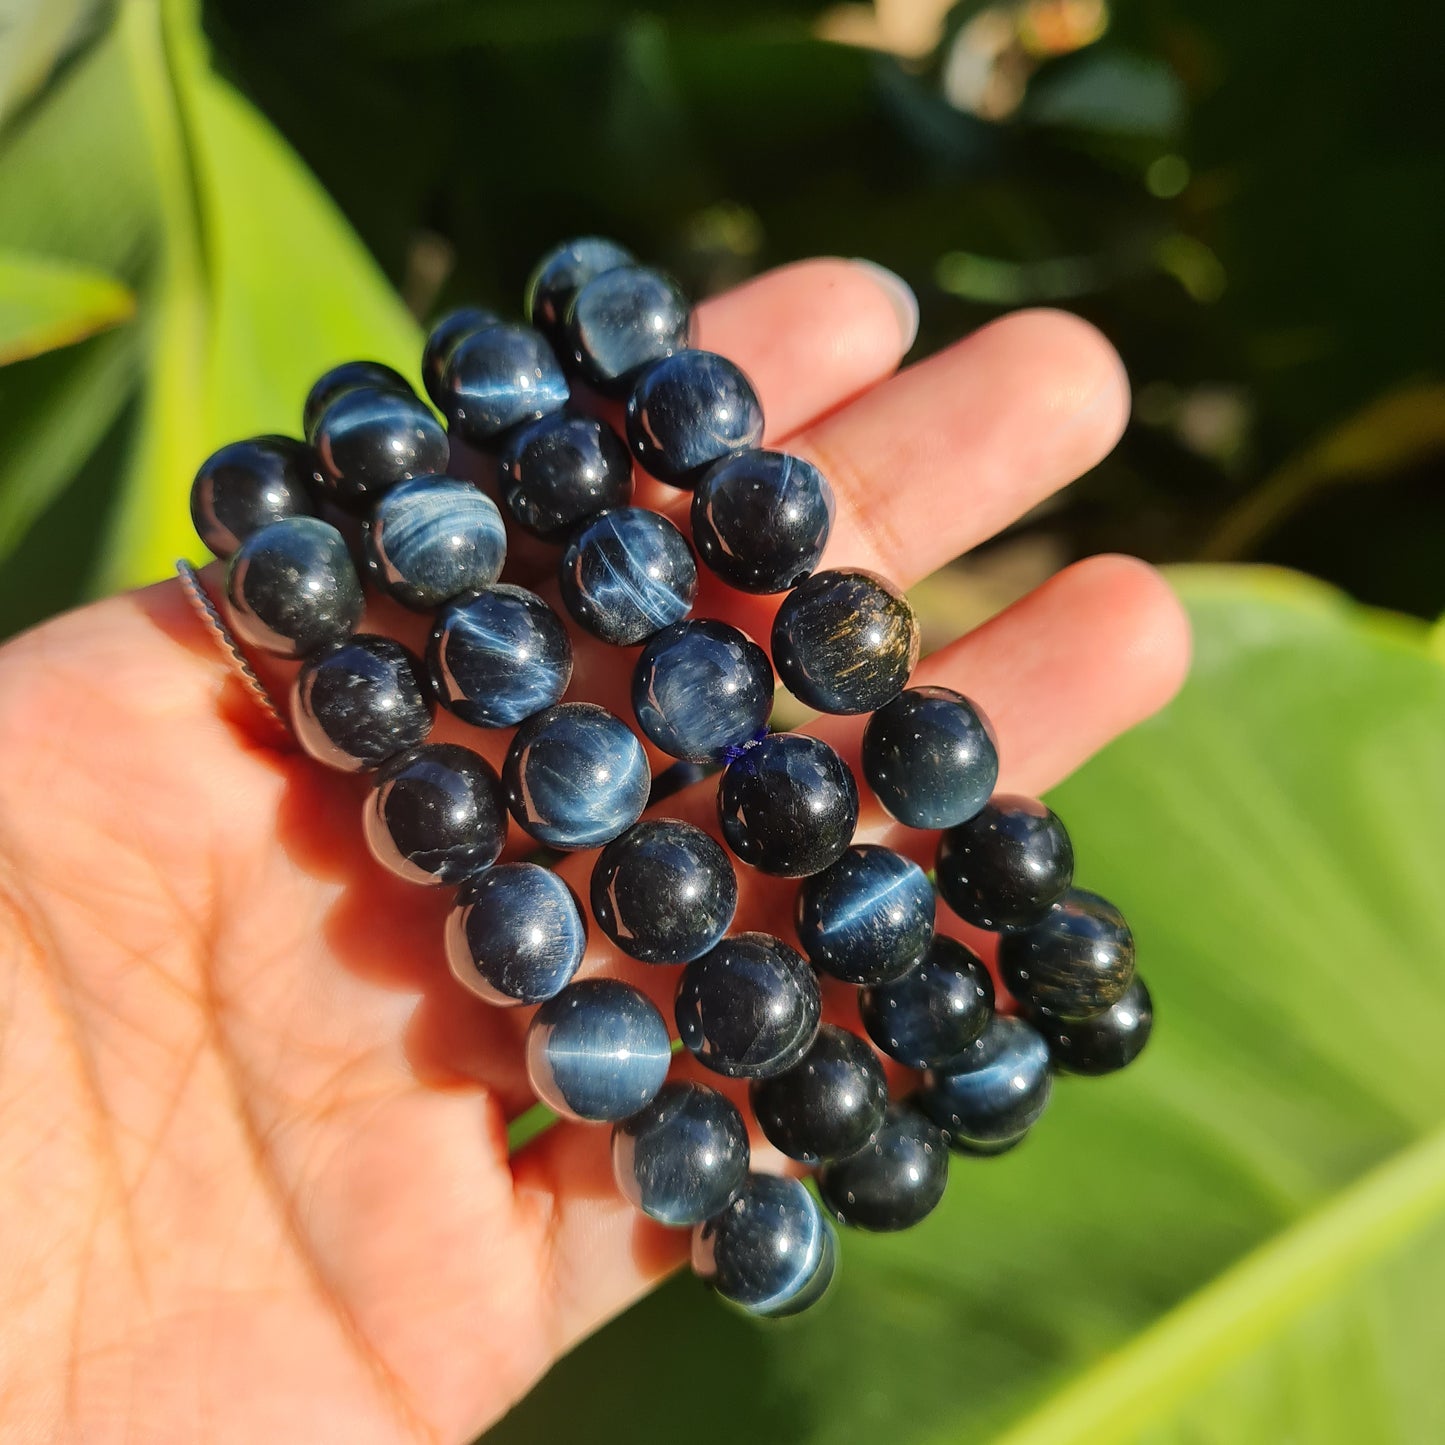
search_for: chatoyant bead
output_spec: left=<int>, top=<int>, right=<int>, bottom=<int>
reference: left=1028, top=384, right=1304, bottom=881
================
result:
left=525, top=978, right=672, bottom=1122
left=525, top=236, right=635, bottom=348
left=920, top=1014, right=1053, bottom=1151
left=497, top=410, right=633, bottom=542
left=440, top=323, right=570, bottom=447
left=312, top=387, right=450, bottom=511
left=675, top=932, right=821, bottom=1079
left=717, top=733, right=859, bottom=877
left=625, top=350, right=764, bottom=488
left=427, top=586, right=572, bottom=728
left=225, top=516, right=362, bottom=659
left=564, top=264, right=691, bottom=397
left=303, top=359, right=412, bottom=441
left=1038, top=975, right=1153, bottom=1074
left=558, top=507, right=697, bottom=646
left=749, top=1024, right=889, bottom=1164
left=631, top=620, right=773, bottom=763
left=422, top=306, right=500, bottom=410
left=446, top=863, right=586, bottom=1005
left=862, top=686, right=999, bottom=830
left=935, top=795, right=1074, bottom=931
left=817, top=1103, right=949, bottom=1232
left=998, top=888, right=1136, bottom=1020
left=692, top=1173, right=837, bottom=1318
left=611, top=1081, right=750, bottom=1226
left=363, top=475, right=506, bottom=610
left=772, top=569, right=919, bottom=715
left=502, top=703, right=650, bottom=849
left=291, top=635, right=433, bottom=773
left=591, top=819, right=737, bottom=964
left=363, top=743, right=505, bottom=886
left=795, top=844, right=935, bottom=986
left=858, top=935, right=994, bottom=1070
left=190, top=435, right=318, bottom=558
left=691, top=449, right=834, bottom=593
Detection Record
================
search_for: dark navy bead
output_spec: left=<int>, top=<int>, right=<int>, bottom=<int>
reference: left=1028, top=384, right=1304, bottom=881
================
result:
left=441, top=323, right=569, bottom=447
left=675, top=932, right=820, bottom=1079
left=363, top=743, right=505, bottom=886
left=497, top=410, right=634, bottom=542
left=863, top=686, right=999, bottom=830
left=692, top=1173, right=837, bottom=1318
left=859, top=935, right=994, bottom=1070
left=291, top=634, right=433, bottom=773
left=427, top=586, right=572, bottom=729
left=936, top=795, right=1074, bottom=931
left=749, top=1024, right=889, bottom=1164
left=998, top=888, right=1136, bottom=1021
left=564, top=264, right=691, bottom=398
left=190, top=435, right=319, bottom=559
left=1038, top=974, right=1153, bottom=1074
left=795, top=844, right=935, bottom=985
left=920, top=1014, right=1053, bottom=1150
left=422, top=306, right=501, bottom=410
left=225, top=516, right=362, bottom=659
left=502, top=703, right=650, bottom=850
left=303, top=360, right=412, bottom=441
left=363, top=475, right=506, bottom=610
left=558, top=507, right=697, bottom=646
left=772, top=569, right=919, bottom=715
left=611, top=1081, right=749, bottom=1226
left=648, top=760, right=711, bottom=809
left=717, top=733, right=858, bottom=878
left=446, top=863, right=586, bottom=1005
left=591, top=819, right=737, bottom=964
left=817, top=1103, right=949, bottom=1232
left=525, top=236, right=635, bottom=348
left=691, top=450, right=834, bottom=593
left=313, top=386, right=450, bottom=511
left=625, top=350, right=764, bottom=488
left=525, top=979, right=672, bottom=1123
left=632, top=620, right=773, bottom=763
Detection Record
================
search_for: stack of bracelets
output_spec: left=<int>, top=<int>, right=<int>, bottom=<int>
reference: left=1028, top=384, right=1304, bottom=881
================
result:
left=189, top=237, right=1153, bottom=1320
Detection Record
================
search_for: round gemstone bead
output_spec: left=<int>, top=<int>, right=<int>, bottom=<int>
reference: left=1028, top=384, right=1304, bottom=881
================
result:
left=858, top=935, right=994, bottom=1070
left=558, top=507, right=697, bottom=646
left=648, top=760, right=710, bottom=809
left=190, top=435, right=319, bottom=559
left=564, top=263, right=691, bottom=397
left=631, top=620, right=773, bottom=763
left=611, top=1081, right=750, bottom=1227
left=502, top=703, right=650, bottom=850
left=817, top=1103, right=949, bottom=1232
left=935, top=795, right=1074, bottom=930
left=497, top=410, right=633, bottom=542
left=525, top=978, right=672, bottom=1123
left=440, top=323, right=569, bottom=447
left=749, top=1024, right=889, bottom=1164
left=427, top=586, right=572, bottom=729
left=772, top=568, right=919, bottom=714
left=225, top=516, right=362, bottom=659
left=675, top=932, right=821, bottom=1079
left=691, top=449, right=834, bottom=593
left=363, top=742, right=505, bottom=886
left=291, top=634, right=433, bottom=773
left=446, top=863, right=586, bottom=1005
left=717, top=733, right=858, bottom=877
left=303, top=359, right=412, bottom=441
left=312, top=386, right=450, bottom=511
left=998, top=888, right=1136, bottom=1021
left=625, top=350, right=764, bottom=488
left=525, top=236, right=635, bottom=348
left=422, top=306, right=501, bottom=410
left=590, top=819, right=737, bottom=964
left=862, top=686, right=999, bottom=830
left=1038, top=974, right=1153, bottom=1074
left=919, top=1014, right=1053, bottom=1151
left=795, top=843, right=935, bottom=986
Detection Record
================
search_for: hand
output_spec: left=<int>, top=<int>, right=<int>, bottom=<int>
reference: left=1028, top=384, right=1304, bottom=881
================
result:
left=0, top=260, right=1189, bottom=1444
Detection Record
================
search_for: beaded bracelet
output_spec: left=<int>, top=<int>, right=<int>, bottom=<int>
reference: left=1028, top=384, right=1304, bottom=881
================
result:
left=189, top=237, right=1152, bottom=1320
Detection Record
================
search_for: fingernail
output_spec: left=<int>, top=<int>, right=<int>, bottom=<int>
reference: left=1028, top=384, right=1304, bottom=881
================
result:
left=851, top=258, right=919, bottom=352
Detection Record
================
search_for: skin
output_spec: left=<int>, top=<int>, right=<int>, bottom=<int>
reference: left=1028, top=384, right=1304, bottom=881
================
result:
left=0, top=259, right=1190, bottom=1443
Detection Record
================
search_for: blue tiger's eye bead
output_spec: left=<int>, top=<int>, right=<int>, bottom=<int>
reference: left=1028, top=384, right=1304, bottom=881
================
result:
left=502, top=703, right=650, bottom=850
left=692, top=1173, right=837, bottom=1318
left=935, top=794, right=1074, bottom=931
left=303, top=360, right=412, bottom=441
left=691, top=449, right=834, bottom=593
left=427, top=585, right=572, bottom=729
left=625, top=350, right=764, bottom=488
left=363, top=475, right=506, bottom=611
left=313, top=386, right=450, bottom=511
left=497, top=410, right=634, bottom=542
left=795, top=844, right=935, bottom=985
left=422, top=306, right=501, bottom=410
left=564, top=264, right=691, bottom=398
left=612, top=1080, right=750, bottom=1226
left=920, top=1014, right=1053, bottom=1151
left=863, top=686, right=999, bottom=830
left=675, top=932, right=820, bottom=1079
left=648, top=760, right=710, bottom=809
left=364, top=743, right=505, bottom=886
left=591, top=819, right=737, bottom=964
left=772, top=568, right=919, bottom=715
left=525, top=236, right=635, bottom=348
left=190, top=435, right=319, bottom=559
left=858, top=934, right=994, bottom=1069
left=558, top=507, right=697, bottom=646
left=1038, top=974, right=1153, bottom=1075
left=717, top=733, right=858, bottom=878
left=998, top=888, right=1135, bottom=1021
left=446, top=863, right=586, bottom=1005
left=441, top=323, right=569, bottom=447
left=225, top=516, right=363, bottom=659
left=292, top=634, right=434, bottom=773
left=631, top=620, right=773, bottom=764
left=817, top=1102, right=949, bottom=1232
left=525, top=978, right=673, bottom=1123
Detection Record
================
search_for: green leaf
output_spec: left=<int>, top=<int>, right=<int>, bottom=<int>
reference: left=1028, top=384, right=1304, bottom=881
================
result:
left=0, top=0, right=105, bottom=126
left=0, top=248, right=134, bottom=362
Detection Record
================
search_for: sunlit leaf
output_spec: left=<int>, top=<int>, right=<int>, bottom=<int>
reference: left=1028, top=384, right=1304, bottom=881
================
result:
left=0, top=248, right=133, bottom=363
